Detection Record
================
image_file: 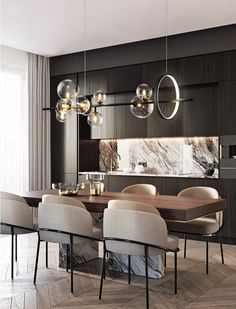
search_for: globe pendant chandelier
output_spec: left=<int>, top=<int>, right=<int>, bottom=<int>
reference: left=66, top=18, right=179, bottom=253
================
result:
left=47, top=0, right=193, bottom=126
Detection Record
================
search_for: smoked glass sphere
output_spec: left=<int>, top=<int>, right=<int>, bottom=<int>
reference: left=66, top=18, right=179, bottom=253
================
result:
left=93, top=90, right=106, bottom=105
left=56, top=99, right=72, bottom=113
left=136, top=83, right=153, bottom=100
left=57, top=79, right=79, bottom=100
left=87, top=111, right=103, bottom=127
left=130, top=96, right=154, bottom=119
left=73, top=95, right=90, bottom=114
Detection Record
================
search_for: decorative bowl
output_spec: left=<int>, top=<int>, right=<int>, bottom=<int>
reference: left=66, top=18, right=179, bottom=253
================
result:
left=52, top=183, right=85, bottom=196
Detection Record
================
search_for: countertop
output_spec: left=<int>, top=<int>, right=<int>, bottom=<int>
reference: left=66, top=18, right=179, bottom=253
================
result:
left=79, top=171, right=218, bottom=179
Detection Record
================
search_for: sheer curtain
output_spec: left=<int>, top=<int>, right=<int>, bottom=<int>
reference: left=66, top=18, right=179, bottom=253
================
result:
left=28, top=53, right=51, bottom=191
left=0, top=45, right=51, bottom=193
left=0, top=45, right=29, bottom=193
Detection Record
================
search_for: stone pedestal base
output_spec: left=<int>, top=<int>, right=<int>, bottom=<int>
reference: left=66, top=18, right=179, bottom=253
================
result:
left=107, top=252, right=164, bottom=279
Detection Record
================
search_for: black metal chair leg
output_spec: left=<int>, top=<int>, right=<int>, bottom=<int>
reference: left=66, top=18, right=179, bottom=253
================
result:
left=219, top=235, right=224, bottom=264
left=70, top=235, right=73, bottom=293
left=46, top=241, right=48, bottom=268
left=184, top=234, right=187, bottom=258
left=66, top=244, right=69, bottom=272
left=34, top=233, right=40, bottom=284
left=99, top=243, right=106, bottom=300
left=145, top=245, right=149, bottom=309
left=128, top=255, right=131, bottom=284
left=206, top=237, right=209, bottom=274
left=174, top=251, right=177, bottom=294
left=11, top=227, right=14, bottom=280
left=15, top=234, right=17, bottom=262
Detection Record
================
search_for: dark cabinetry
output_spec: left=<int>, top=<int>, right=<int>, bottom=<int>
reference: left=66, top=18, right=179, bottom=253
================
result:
left=50, top=73, right=78, bottom=183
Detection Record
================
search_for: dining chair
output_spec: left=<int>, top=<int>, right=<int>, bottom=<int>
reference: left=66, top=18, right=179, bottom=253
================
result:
left=121, top=184, right=158, bottom=195
left=0, top=198, right=35, bottom=279
left=0, top=191, right=32, bottom=269
left=166, top=186, right=224, bottom=274
left=34, top=201, right=102, bottom=293
left=42, top=194, right=101, bottom=271
left=99, top=200, right=179, bottom=309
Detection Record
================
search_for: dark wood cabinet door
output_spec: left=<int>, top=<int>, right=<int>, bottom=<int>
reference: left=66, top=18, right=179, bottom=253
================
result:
left=182, top=83, right=219, bottom=136
left=219, top=81, right=236, bottom=135
left=50, top=73, right=78, bottom=182
left=78, top=69, right=108, bottom=96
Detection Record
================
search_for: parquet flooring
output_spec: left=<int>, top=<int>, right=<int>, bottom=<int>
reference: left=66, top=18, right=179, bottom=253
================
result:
left=0, top=233, right=236, bottom=308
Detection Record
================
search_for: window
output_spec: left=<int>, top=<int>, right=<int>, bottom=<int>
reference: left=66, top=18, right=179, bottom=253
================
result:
left=0, top=46, right=29, bottom=193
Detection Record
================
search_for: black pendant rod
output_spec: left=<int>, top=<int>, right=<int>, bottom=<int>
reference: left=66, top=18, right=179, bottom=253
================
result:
left=42, top=98, right=193, bottom=111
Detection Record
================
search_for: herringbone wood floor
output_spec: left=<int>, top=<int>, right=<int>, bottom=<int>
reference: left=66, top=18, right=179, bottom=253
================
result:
left=0, top=233, right=236, bottom=308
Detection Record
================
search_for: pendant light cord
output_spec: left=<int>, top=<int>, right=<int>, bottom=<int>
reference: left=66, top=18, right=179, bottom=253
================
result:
left=84, top=0, right=87, bottom=96
left=165, top=0, right=168, bottom=73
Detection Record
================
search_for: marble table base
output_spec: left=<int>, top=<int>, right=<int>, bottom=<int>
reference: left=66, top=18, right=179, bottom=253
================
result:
left=107, top=252, right=164, bottom=279
left=59, top=240, right=98, bottom=268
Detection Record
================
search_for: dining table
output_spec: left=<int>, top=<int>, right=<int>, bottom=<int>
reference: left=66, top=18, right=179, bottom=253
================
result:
left=22, top=188, right=227, bottom=221
left=22, top=188, right=227, bottom=279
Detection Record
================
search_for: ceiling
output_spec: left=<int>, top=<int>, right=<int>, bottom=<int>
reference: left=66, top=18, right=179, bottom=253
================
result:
left=1, top=0, right=236, bottom=57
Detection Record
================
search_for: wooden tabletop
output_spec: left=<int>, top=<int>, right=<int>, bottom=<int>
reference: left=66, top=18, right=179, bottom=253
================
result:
left=22, top=189, right=227, bottom=221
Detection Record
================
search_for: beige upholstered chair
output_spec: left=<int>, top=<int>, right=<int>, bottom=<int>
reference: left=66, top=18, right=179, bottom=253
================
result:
left=0, top=198, right=35, bottom=279
left=166, top=186, right=224, bottom=274
left=42, top=194, right=86, bottom=208
left=0, top=191, right=27, bottom=203
left=34, top=202, right=102, bottom=293
left=108, top=199, right=160, bottom=215
left=99, top=200, right=179, bottom=309
left=42, top=194, right=99, bottom=270
left=121, top=184, right=158, bottom=195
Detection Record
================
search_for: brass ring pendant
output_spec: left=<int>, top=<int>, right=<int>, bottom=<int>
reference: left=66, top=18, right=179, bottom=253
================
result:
left=155, top=74, right=180, bottom=120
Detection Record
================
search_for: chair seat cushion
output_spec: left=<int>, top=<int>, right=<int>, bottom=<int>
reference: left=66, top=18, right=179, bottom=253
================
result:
left=166, top=217, right=220, bottom=235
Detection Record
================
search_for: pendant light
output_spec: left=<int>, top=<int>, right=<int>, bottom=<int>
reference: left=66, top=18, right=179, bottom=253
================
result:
left=155, top=0, right=180, bottom=120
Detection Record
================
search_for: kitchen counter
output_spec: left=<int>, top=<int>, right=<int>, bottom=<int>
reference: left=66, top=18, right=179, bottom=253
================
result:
left=79, top=171, right=218, bottom=179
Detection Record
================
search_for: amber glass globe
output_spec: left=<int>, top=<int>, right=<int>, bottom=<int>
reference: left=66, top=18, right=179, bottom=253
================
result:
left=130, top=96, right=154, bottom=118
left=136, top=83, right=153, bottom=100
left=73, top=96, right=90, bottom=114
left=56, top=99, right=72, bottom=113
left=57, top=79, right=79, bottom=100
left=87, top=110, right=103, bottom=127
left=93, top=90, right=106, bottom=105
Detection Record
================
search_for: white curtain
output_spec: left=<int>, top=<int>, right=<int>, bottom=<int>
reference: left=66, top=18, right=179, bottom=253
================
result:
left=28, top=53, right=51, bottom=190
left=0, top=45, right=51, bottom=193
left=0, top=45, right=29, bottom=193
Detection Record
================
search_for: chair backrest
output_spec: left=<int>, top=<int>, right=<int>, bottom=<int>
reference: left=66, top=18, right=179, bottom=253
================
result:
left=108, top=199, right=160, bottom=215
left=38, top=202, right=94, bottom=244
left=121, top=184, right=158, bottom=195
left=0, top=199, right=33, bottom=234
left=178, top=186, right=223, bottom=227
left=42, top=194, right=86, bottom=208
left=0, top=191, right=27, bottom=204
left=104, top=208, right=170, bottom=256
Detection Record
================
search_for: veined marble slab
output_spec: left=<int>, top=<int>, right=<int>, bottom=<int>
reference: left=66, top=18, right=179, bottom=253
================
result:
left=99, top=137, right=218, bottom=178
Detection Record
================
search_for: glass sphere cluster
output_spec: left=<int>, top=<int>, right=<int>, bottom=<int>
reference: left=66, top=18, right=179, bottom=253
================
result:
left=130, top=83, right=154, bottom=118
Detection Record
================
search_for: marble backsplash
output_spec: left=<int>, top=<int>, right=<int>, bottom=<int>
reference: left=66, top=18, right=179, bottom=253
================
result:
left=99, top=137, right=219, bottom=177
